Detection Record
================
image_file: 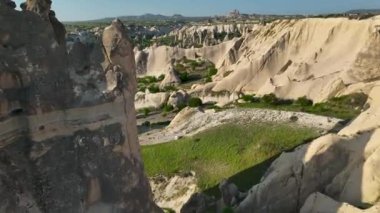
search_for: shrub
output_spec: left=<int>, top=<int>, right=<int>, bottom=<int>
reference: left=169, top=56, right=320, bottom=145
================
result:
left=161, top=85, right=177, bottom=92
left=261, top=93, right=279, bottom=105
left=207, top=67, right=218, bottom=77
left=330, top=93, right=368, bottom=109
left=163, top=208, right=176, bottom=213
left=138, top=76, right=158, bottom=84
left=142, top=108, right=151, bottom=117
left=295, top=96, right=313, bottom=106
left=175, top=63, right=186, bottom=72
left=188, top=97, right=203, bottom=108
left=148, top=84, right=160, bottom=93
left=241, top=94, right=254, bottom=102
left=158, top=74, right=165, bottom=81
left=194, top=44, right=204, bottom=48
left=162, top=104, right=174, bottom=113
left=177, top=103, right=187, bottom=110
left=189, top=61, right=198, bottom=70
left=138, top=84, right=147, bottom=92
left=178, top=72, right=190, bottom=82
left=204, top=76, right=212, bottom=83
left=142, top=121, right=151, bottom=126
left=222, top=207, right=235, bottom=213
left=277, top=99, right=294, bottom=105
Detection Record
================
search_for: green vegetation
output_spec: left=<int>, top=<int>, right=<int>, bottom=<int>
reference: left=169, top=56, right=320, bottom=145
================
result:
left=222, top=207, right=235, bottom=213
left=237, top=93, right=367, bottom=120
left=295, top=96, right=314, bottom=107
left=161, top=85, right=178, bottom=92
left=138, top=76, right=160, bottom=84
left=148, top=84, right=160, bottom=93
left=162, top=103, right=174, bottom=113
left=207, top=67, right=218, bottom=77
left=241, top=94, right=257, bottom=103
left=137, top=75, right=172, bottom=93
left=174, top=57, right=218, bottom=87
left=138, top=108, right=152, bottom=117
left=142, top=123, right=319, bottom=192
left=132, top=35, right=179, bottom=50
left=137, top=75, right=178, bottom=93
left=188, top=97, right=203, bottom=108
left=64, top=22, right=109, bottom=32
left=178, top=72, right=190, bottom=82
left=163, top=208, right=176, bottom=213
left=214, top=31, right=242, bottom=41
left=154, top=36, right=178, bottom=47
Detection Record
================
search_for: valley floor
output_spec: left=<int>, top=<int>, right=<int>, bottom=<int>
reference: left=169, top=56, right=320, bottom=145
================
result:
left=141, top=122, right=319, bottom=210
left=138, top=107, right=343, bottom=145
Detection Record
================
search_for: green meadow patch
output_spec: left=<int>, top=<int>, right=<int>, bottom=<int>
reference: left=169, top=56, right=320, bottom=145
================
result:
left=142, top=123, right=319, bottom=193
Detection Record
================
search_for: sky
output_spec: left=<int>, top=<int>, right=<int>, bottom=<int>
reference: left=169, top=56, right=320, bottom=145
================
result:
left=13, top=0, right=380, bottom=21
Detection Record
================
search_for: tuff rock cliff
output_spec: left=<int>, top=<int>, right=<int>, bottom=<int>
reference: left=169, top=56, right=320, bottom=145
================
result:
left=136, top=17, right=380, bottom=103
left=169, top=24, right=256, bottom=48
left=0, top=1, right=161, bottom=212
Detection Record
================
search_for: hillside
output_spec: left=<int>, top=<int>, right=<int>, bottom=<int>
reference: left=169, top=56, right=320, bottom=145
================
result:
left=136, top=16, right=380, bottom=103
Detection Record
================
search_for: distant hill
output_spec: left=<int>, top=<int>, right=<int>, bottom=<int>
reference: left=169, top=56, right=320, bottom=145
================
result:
left=346, top=9, right=380, bottom=14
left=65, top=13, right=211, bottom=24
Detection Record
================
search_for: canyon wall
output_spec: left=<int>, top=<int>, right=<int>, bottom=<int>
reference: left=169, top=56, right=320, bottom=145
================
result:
left=0, top=2, right=161, bottom=212
left=170, top=23, right=256, bottom=48
left=137, top=17, right=380, bottom=103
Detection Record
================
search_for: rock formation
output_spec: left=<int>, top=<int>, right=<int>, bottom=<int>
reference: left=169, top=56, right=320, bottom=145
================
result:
left=134, top=38, right=241, bottom=77
left=159, top=65, right=181, bottom=89
left=26, top=0, right=51, bottom=19
left=170, top=24, right=256, bottom=48
left=167, top=90, right=189, bottom=109
left=135, top=91, right=170, bottom=111
left=136, top=17, right=380, bottom=104
left=235, top=85, right=380, bottom=212
left=0, top=3, right=161, bottom=213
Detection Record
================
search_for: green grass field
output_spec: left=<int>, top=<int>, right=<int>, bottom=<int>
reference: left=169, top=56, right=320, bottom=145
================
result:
left=142, top=123, right=319, bottom=194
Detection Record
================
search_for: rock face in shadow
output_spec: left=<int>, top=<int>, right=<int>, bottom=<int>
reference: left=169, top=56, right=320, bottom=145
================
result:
left=0, top=3, right=161, bottom=213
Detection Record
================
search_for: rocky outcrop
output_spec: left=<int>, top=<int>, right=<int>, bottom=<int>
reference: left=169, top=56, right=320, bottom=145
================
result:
left=170, top=24, right=256, bottom=48
left=160, top=65, right=181, bottom=89
left=135, top=91, right=170, bottom=111
left=150, top=173, right=198, bottom=213
left=0, top=4, right=160, bottom=213
left=167, top=90, right=189, bottom=109
left=26, top=0, right=51, bottom=19
left=137, top=17, right=380, bottom=103
left=134, top=38, right=242, bottom=77
left=301, top=193, right=380, bottom=213
left=235, top=86, right=380, bottom=212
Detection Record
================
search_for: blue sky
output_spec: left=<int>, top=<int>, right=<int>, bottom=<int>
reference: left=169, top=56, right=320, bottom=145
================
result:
left=13, top=0, right=380, bottom=21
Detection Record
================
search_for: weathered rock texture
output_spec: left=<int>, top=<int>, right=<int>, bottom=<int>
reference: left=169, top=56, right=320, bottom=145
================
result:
left=0, top=3, right=160, bottom=213
left=170, top=24, right=256, bottom=48
left=136, top=17, right=380, bottom=103
left=235, top=85, right=380, bottom=212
